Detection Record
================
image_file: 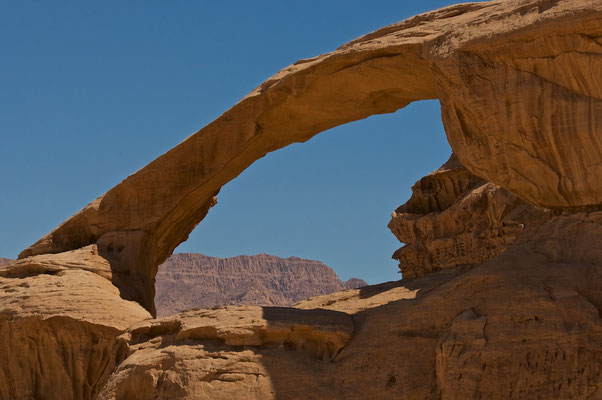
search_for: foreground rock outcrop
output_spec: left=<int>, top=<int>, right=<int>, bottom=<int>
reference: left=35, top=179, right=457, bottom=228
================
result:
left=98, top=213, right=602, bottom=399
left=0, top=248, right=150, bottom=399
left=156, top=253, right=366, bottom=317
left=98, top=306, right=354, bottom=399
left=1, top=0, right=601, bottom=399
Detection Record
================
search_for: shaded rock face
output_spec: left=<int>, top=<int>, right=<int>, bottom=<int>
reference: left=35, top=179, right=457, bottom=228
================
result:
left=0, top=318, right=129, bottom=400
left=1, top=1, right=601, bottom=399
left=155, top=253, right=367, bottom=317
left=98, top=306, right=355, bottom=399
left=16, top=0, right=602, bottom=317
left=389, top=154, right=551, bottom=277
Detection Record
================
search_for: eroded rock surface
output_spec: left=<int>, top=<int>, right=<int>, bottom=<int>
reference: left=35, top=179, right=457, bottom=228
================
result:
left=155, top=253, right=366, bottom=317
left=0, top=251, right=150, bottom=400
left=17, top=0, right=602, bottom=316
left=97, top=306, right=354, bottom=399
left=389, top=154, right=551, bottom=277
left=101, top=213, right=602, bottom=399
left=1, top=1, right=601, bottom=398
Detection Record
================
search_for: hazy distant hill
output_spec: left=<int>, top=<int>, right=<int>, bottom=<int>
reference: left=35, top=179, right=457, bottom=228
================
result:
left=0, top=258, right=12, bottom=266
left=155, top=253, right=367, bottom=317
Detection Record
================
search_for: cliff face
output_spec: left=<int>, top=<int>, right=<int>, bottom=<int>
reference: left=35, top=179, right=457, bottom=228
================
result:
left=1, top=1, right=602, bottom=399
left=155, top=253, right=367, bottom=317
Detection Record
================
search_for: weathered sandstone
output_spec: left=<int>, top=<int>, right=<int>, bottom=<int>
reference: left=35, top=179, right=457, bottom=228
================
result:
left=155, top=253, right=366, bottom=317
left=1, top=0, right=601, bottom=398
left=388, top=154, right=551, bottom=277
left=16, top=0, right=602, bottom=317
left=97, top=306, right=354, bottom=399
left=100, top=213, right=602, bottom=399
left=0, top=250, right=150, bottom=400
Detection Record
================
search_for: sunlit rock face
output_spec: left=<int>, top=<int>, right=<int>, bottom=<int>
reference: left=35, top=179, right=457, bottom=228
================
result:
left=437, top=31, right=602, bottom=210
left=1, top=1, right=601, bottom=399
left=0, top=248, right=150, bottom=400
left=389, top=154, right=551, bottom=278
left=16, top=0, right=602, bottom=318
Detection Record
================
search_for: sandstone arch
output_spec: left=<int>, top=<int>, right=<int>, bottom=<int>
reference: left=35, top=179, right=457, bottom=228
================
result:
left=18, top=0, right=602, bottom=315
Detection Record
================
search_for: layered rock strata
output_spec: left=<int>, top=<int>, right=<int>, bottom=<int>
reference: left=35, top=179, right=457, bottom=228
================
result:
left=389, top=154, right=551, bottom=277
left=0, top=248, right=150, bottom=400
left=98, top=213, right=602, bottom=399
left=16, top=0, right=602, bottom=316
left=98, top=306, right=354, bottom=399
left=0, top=1, right=601, bottom=398
left=155, top=253, right=366, bottom=317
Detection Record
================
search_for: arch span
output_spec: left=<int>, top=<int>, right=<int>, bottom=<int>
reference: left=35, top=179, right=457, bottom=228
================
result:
left=19, top=0, right=602, bottom=315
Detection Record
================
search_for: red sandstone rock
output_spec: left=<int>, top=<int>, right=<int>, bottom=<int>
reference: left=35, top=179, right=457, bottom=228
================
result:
left=155, top=253, right=366, bottom=317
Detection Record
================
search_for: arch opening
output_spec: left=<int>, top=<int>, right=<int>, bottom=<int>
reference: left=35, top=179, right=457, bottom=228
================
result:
left=154, top=100, right=452, bottom=316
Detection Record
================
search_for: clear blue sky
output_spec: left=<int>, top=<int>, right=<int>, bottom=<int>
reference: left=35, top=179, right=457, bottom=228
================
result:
left=0, top=1, right=471, bottom=284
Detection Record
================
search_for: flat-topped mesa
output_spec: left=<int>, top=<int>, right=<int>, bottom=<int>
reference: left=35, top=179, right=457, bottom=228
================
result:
left=17, top=0, right=602, bottom=314
left=155, top=253, right=368, bottom=317
left=389, top=154, right=551, bottom=278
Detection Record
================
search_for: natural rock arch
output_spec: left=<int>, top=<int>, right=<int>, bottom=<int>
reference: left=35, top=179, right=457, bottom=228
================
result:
left=18, top=0, right=602, bottom=315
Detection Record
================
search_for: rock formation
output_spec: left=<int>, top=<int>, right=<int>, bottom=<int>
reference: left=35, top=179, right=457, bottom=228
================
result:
left=155, top=253, right=366, bottom=317
left=389, top=153, right=552, bottom=277
left=100, top=213, right=602, bottom=399
left=0, top=258, right=11, bottom=266
left=16, top=0, right=602, bottom=318
left=1, top=0, right=601, bottom=399
left=98, top=306, right=355, bottom=399
left=0, top=248, right=150, bottom=399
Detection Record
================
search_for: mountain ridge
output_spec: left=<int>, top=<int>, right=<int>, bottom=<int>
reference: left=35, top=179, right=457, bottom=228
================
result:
left=155, top=252, right=367, bottom=317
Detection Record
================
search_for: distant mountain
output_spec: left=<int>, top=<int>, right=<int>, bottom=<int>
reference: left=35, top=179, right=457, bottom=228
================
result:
left=0, top=258, right=12, bottom=266
left=342, top=277, right=368, bottom=289
left=155, top=253, right=367, bottom=317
